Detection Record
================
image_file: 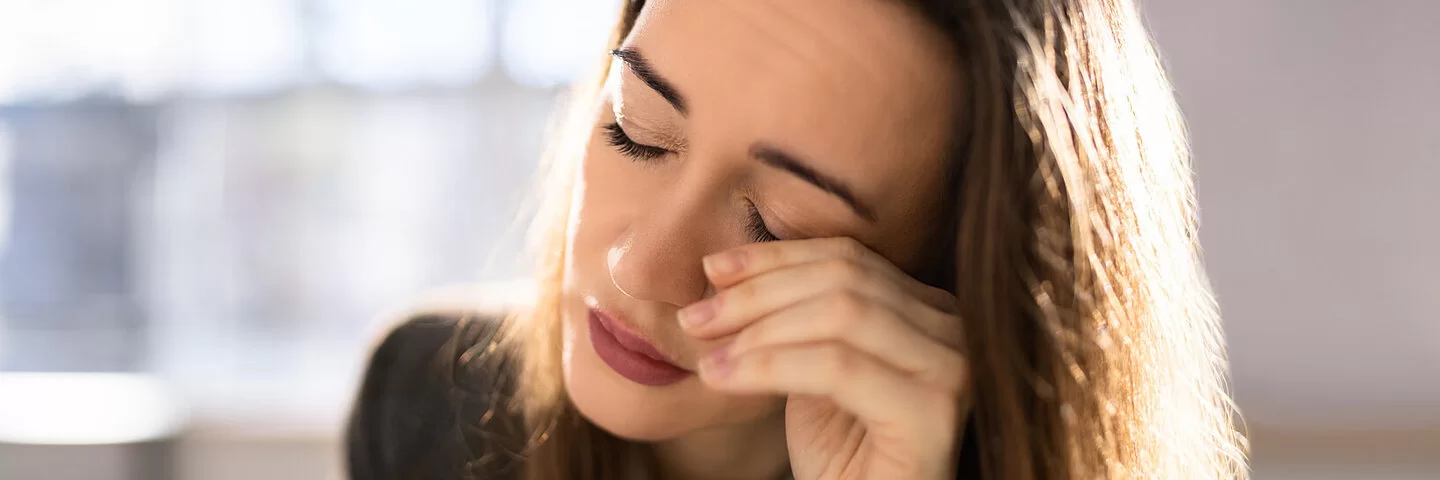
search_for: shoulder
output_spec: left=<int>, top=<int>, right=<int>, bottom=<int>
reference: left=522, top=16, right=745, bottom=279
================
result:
left=346, top=311, right=526, bottom=480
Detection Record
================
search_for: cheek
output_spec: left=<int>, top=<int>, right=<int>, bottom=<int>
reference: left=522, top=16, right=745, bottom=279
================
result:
left=563, top=139, right=632, bottom=283
left=557, top=139, right=786, bottom=440
left=567, top=137, right=651, bottom=256
left=577, top=147, right=632, bottom=226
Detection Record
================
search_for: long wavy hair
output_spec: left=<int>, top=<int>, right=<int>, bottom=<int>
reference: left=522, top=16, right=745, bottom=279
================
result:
left=497, top=0, right=1249, bottom=478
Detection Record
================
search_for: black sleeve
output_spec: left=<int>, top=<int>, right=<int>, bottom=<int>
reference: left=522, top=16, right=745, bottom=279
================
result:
left=345, top=314, right=525, bottom=480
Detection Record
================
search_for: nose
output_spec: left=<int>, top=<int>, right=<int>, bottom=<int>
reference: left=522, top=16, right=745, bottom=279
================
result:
left=607, top=198, right=716, bottom=308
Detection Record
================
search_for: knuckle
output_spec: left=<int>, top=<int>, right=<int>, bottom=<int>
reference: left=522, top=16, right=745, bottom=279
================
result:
left=735, top=319, right=767, bottom=349
left=924, top=311, right=966, bottom=349
left=727, top=281, right=756, bottom=303
left=824, top=259, right=868, bottom=286
left=828, top=237, right=866, bottom=258
left=933, top=352, right=971, bottom=393
left=828, top=306, right=865, bottom=339
left=820, top=344, right=856, bottom=375
left=730, top=327, right=755, bottom=352
left=829, top=291, right=872, bottom=319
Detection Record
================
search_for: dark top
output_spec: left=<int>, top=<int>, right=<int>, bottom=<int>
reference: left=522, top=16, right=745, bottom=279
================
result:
left=345, top=313, right=981, bottom=480
left=346, top=314, right=526, bottom=480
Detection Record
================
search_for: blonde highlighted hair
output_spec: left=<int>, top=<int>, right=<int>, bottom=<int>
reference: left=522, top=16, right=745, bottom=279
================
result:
left=498, top=0, right=1248, bottom=478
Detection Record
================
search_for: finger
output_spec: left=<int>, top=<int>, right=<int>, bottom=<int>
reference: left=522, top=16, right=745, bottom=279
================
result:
left=727, top=293, right=969, bottom=393
left=681, top=257, right=892, bottom=337
left=699, top=342, right=958, bottom=439
left=703, top=237, right=960, bottom=316
left=682, top=257, right=964, bottom=350
left=702, top=237, right=873, bottom=288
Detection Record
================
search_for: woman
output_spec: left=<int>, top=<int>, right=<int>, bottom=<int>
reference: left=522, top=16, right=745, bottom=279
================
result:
left=347, top=0, right=1248, bottom=478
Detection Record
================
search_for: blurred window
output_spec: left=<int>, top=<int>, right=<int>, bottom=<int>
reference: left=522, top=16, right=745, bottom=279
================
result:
left=313, top=0, right=496, bottom=89
left=0, top=0, right=618, bottom=432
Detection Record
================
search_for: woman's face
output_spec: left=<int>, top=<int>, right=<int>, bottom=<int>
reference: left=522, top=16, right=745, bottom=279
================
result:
left=562, top=0, right=960, bottom=441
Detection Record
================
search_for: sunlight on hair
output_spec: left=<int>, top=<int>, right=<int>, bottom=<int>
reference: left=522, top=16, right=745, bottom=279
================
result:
left=992, top=0, right=1246, bottom=476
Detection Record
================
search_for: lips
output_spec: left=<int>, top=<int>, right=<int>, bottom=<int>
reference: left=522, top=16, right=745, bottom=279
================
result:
left=587, top=308, right=691, bottom=387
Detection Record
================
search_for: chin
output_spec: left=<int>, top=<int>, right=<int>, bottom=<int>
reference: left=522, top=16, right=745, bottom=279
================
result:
left=565, top=367, right=701, bottom=441
left=560, top=310, right=782, bottom=441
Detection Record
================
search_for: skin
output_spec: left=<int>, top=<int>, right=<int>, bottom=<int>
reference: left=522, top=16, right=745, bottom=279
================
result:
left=559, top=0, right=970, bottom=478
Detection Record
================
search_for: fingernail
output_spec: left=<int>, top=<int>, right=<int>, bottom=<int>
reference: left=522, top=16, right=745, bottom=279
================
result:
left=700, top=345, right=733, bottom=380
left=678, top=297, right=718, bottom=328
left=702, top=252, right=743, bottom=279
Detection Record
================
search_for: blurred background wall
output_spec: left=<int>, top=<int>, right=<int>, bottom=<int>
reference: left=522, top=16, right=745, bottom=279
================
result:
left=0, top=0, right=1434, bottom=479
left=1146, top=0, right=1440, bottom=477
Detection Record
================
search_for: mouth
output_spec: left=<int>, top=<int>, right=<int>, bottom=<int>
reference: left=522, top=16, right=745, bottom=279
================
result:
left=587, top=307, right=692, bottom=387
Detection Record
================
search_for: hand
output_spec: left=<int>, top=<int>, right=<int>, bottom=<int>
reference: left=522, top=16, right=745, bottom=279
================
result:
left=678, top=237, right=973, bottom=480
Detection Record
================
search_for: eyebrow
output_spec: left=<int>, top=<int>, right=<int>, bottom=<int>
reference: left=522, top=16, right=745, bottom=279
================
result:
left=610, top=48, right=687, bottom=115
left=751, top=144, right=879, bottom=223
left=611, top=47, right=876, bottom=224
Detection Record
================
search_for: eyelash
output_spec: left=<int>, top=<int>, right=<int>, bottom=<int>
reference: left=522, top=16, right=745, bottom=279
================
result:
left=605, top=122, right=777, bottom=243
left=603, top=122, right=668, bottom=161
left=745, top=203, right=779, bottom=243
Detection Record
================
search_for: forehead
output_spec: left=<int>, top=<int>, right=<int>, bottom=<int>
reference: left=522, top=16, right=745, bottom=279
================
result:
left=624, top=0, right=960, bottom=221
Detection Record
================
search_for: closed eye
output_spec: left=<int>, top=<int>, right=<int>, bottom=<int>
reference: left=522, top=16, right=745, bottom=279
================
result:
left=604, top=122, right=669, bottom=161
left=745, top=202, right=779, bottom=243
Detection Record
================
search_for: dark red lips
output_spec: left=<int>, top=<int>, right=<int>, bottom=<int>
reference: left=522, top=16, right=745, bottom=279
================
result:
left=587, top=308, right=691, bottom=387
